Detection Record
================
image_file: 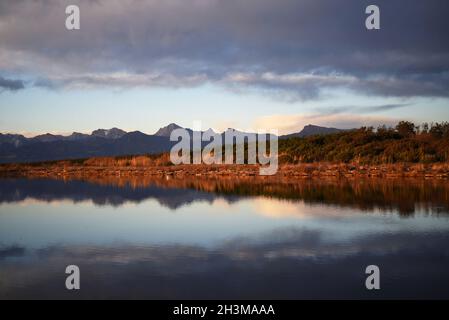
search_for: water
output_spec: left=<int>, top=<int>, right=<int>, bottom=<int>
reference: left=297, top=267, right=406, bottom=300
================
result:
left=0, top=177, right=448, bottom=299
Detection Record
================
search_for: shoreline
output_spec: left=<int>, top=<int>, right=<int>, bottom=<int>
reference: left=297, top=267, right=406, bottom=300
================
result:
left=1, top=161, right=449, bottom=179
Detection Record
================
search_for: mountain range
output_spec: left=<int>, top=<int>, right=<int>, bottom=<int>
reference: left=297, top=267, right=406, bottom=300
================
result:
left=0, top=124, right=343, bottom=163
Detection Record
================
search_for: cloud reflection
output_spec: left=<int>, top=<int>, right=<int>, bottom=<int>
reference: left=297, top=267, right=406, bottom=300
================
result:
left=1, top=226, right=449, bottom=299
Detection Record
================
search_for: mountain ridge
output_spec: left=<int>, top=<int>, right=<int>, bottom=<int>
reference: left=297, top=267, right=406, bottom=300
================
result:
left=0, top=124, right=345, bottom=163
left=280, top=124, right=344, bottom=139
left=1, top=123, right=343, bottom=142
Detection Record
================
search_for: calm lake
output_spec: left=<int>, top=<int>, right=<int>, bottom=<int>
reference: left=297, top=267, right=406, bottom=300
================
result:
left=1, top=177, right=449, bottom=299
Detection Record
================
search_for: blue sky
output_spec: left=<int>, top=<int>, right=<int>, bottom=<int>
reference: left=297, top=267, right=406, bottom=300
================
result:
left=1, top=0, right=449, bottom=136
left=2, top=85, right=448, bottom=136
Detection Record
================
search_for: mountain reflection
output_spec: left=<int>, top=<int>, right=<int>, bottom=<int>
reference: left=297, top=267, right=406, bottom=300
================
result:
left=1, top=177, right=449, bottom=215
left=0, top=177, right=448, bottom=215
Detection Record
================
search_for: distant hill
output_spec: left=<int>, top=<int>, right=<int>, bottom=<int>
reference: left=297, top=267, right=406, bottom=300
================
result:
left=280, top=124, right=344, bottom=139
left=0, top=134, right=27, bottom=147
left=31, top=133, right=66, bottom=143
left=154, top=123, right=183, bottom=137
left=91, top=128, right=127, bottom=139
left=67, top=132, right=91, bottom=141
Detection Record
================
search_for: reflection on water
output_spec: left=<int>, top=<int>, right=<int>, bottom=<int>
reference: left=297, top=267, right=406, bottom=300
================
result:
left=1, top=177, right=449, bottom=299
left=1, top=177, right=449, bottom=214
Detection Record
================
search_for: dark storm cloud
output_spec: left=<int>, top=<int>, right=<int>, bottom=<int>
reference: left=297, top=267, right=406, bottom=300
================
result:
left=0, top=0, right=448, bottom=99
left=0, top=76, right=25, bottom=91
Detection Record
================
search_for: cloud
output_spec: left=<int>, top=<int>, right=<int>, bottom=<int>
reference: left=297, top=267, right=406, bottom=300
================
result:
left=315, top=103, right=410, bottom=115
left=361, top=104, right=409, bottom=113
left=0, top=0, right=448, bottom=99
left=0, top=76, right=25, bottom=91
left=33, top=72, right=208, bottom=90
left=254, top=113, right=400, bottom=134
left=224, top=72, right=449, bottom=100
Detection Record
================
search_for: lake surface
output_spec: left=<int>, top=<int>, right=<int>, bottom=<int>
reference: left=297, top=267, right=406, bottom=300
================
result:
left=1, top=177, right=449, bottom=299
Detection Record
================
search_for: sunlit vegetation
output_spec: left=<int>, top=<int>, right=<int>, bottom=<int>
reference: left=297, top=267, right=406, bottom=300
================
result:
left=279, top=121, right=449, bottom=164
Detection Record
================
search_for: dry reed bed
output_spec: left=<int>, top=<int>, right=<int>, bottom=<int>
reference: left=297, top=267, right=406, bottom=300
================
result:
left=1, top=159, right=449, bottom=179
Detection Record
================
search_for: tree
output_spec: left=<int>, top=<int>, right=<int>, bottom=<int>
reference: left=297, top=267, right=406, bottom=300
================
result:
left=396, top=121, right=416, bottom=137
left=430, top=122, right=449, bottom=139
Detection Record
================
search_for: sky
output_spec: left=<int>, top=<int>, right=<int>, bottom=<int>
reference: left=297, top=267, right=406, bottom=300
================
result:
left=1, top=0, right=449, bottom=136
